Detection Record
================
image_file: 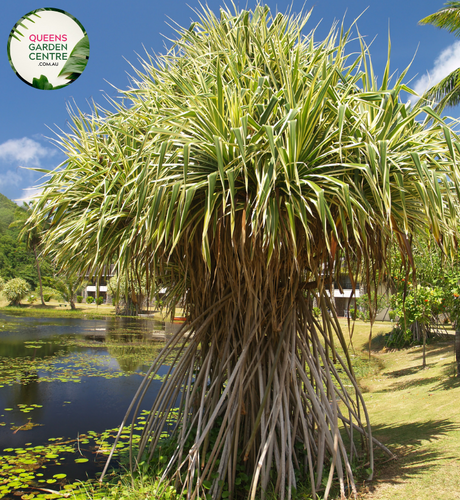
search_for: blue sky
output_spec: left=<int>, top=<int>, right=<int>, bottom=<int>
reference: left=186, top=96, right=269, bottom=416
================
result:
left=0, top=0, right=458, bottom=203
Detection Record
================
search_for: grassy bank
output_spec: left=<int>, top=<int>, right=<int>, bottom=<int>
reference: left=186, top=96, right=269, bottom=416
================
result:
left=0, top=298, right=171, bottom=321
left=333, top=320, right=459, bottom=500
left=357, top=330, right=460, bottom=499
left=0, top=296, right=115, bottom=316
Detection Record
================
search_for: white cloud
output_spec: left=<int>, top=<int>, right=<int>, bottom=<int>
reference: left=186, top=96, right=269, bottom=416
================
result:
left=0, top=170, right=22, bottom=188
left=410, top=41, right=460, bottom=103
left=0, top=137, right=55, bottom=167
left=15, top=186, right=44, bottom=204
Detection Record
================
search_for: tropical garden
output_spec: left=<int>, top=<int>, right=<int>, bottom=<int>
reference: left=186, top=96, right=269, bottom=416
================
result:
left=1, top=2, right=459, bottom=500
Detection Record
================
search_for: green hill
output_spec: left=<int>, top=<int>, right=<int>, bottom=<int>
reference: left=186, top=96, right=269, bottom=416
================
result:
left=0, top=192, right=25, bottom=233
left=0, top=193, right=52, bottom=288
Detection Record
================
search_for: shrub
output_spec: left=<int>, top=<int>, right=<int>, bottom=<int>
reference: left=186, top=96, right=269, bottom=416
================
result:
left=390, top=283, right=444, bottom=343
left=27, top=294, right=36, bottom=304
left=96, top=296, right=104, bottom=305
left=41, top=286, right=63, bottom=302
left=86, top=296, right=95, bottom=304
left=386, top=325, right=412, bottom=349
left=77, top=295, right=83, bottom=303
left=3, top=278, right=30, bottom=306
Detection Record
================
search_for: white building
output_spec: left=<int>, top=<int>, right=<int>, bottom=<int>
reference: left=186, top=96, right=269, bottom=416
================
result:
left=82, top=265, right=116, bottom=304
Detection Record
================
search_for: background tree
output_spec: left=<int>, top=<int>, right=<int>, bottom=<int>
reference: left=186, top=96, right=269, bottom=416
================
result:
left=27, top=6, right=460, bottom=499
left=385, top=238, right=460, bottom=371
left=0, top=194, right=52, bottom=298
left=446, top=277, right=460, bottom=376
left=11, top=204, right=45, bottom=306
left=353, top=292, right=389, bottom=322
left=419, top=2, right=460, bottom=111
left=108, top=270, right=148, bottom=316
left=22, top=219, right=46, bottom=306
left=389, top=239, right=460, bottom=320
left=389, top=282, right=445, bottom=365
left=44, top=272, right=86, bottom=310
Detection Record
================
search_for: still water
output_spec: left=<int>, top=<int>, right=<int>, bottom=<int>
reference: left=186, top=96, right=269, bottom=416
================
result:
left=0, top=312, right=177, bottom=498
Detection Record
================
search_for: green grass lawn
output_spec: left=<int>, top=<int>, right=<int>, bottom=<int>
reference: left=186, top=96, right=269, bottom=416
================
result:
left=0, top=296, right=117, bottom=316
left=342, top=320, right=460, bottom=500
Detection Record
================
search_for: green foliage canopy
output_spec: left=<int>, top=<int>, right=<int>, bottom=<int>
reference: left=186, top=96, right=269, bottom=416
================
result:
left=27, top=10, right=460, bottom=286
left=108, top=273, right=147, bottom=316
left=389, top=239, right=460, bottom=324
left=0, top=194, right=53, bottom=289
left=419, top=2, right=460, bottom=111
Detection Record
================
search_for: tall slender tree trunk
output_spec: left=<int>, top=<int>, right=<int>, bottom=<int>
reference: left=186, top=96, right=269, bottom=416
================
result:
left=422, top=323, right=427, bottom=369
left=33, top=246, right=45, bottom=306
left=455, top=329, right=460, bottom=377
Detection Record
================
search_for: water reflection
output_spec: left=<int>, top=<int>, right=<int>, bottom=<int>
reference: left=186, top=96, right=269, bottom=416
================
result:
left=0, top=336, right=71, bottom=359
left=0, top=311, right=173, bottom=489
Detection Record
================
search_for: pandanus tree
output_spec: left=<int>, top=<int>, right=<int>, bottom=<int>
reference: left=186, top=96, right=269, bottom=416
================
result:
left=26, top=6, right=460, bottom=499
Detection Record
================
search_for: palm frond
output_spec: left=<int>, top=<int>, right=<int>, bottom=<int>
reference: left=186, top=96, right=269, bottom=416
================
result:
left=419, top=1, right=460, bottom=37
left=419, top=67, right=460, bottom=112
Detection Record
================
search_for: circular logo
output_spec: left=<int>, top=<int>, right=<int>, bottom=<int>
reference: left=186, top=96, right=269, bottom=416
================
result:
left=7, top=8, right=89, bottom=90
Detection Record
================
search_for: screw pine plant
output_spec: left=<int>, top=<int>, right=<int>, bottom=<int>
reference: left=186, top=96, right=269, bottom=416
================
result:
left=26, top=5, right=460, bottom=499
left=3, top=278, right=30, bottom=306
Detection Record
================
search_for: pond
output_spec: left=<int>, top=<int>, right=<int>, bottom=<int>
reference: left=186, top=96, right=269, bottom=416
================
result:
left=0, top=312, right=180, bottom=499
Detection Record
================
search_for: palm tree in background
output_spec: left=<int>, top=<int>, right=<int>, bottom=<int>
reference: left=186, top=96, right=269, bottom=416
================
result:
left=11, top=202, right=46, bottom=305
left=25, top=6, right=460, bottom=499
left=419, top=1, right=460, bottom=111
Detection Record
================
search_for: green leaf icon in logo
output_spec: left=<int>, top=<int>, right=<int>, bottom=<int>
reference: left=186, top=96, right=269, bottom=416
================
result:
left=58, top=35, right=90, bottom=81
left=32, top=75, right=54, bottom=90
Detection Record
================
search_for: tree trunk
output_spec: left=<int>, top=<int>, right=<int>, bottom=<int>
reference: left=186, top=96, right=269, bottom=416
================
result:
left=456, top=329, right=460, bottom=378
left=33, top=246, right=45, bottom=306
left=422, top=323, right=427, bottom=368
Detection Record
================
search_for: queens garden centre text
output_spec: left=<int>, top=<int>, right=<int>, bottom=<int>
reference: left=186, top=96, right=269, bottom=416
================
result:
left=28, top=34, right=68, bottom=61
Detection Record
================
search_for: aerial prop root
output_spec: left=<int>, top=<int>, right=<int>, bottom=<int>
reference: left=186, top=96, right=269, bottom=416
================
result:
left=103, top=292, right=392, bottom=500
